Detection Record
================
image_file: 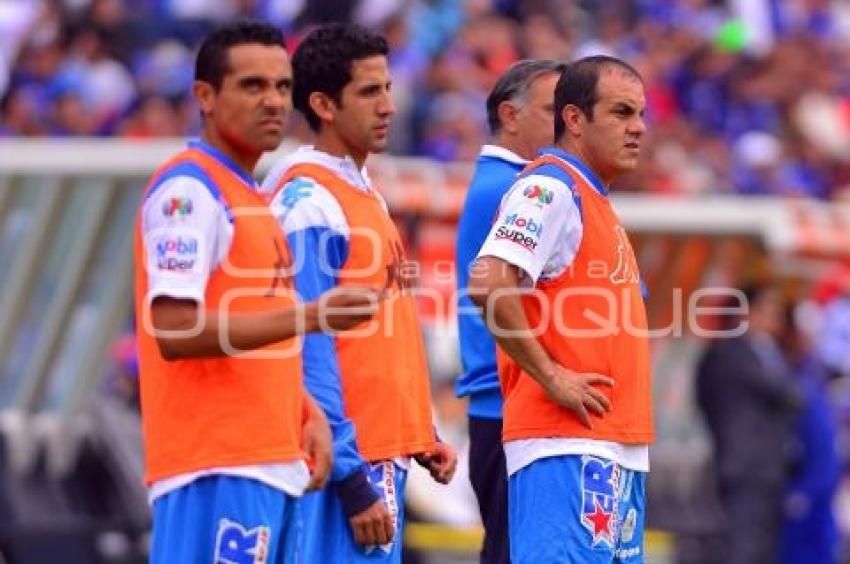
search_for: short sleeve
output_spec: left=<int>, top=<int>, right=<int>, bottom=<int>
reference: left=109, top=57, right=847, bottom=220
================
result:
left=140, top=176, right=228, bottom=303
left=267, top=176, right=350, bottom=238
left=476, top=174, right=583, bottom=284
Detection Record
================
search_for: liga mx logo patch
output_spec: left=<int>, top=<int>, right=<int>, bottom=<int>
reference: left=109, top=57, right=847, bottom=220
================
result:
left=523, top=184, right=554, bottom=206
left=580, top=455, right=619, bottom=548
left=214, top=518, right=270, bottom=564
left=162, top=196, right=193, bottom=217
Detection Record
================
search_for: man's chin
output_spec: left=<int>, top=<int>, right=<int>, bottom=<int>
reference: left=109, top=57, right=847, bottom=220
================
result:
left=258, top=135, right=285, bottom=152
left=368, top=136, right=391, bottom=153
left=619, top=158, right=640, bottom=172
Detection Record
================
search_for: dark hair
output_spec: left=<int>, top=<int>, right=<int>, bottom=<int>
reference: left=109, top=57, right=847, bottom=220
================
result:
left=485, top=59, right=566, bottom=135
left=195, top=21, right=285, bottom=91
left=292, top=23, right=389, bottom=132
left=554, top=55, right=643, bottom=142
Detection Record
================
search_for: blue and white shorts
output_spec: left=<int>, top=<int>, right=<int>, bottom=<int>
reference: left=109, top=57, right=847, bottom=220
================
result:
left=150, top=475, right=301, bottom=564
left=300, top=460, right=408, bottom=563
left=508, top=454, right=646, bottom=564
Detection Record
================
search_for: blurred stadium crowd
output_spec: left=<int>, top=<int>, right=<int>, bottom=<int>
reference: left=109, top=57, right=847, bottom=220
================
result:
left=2, top=0, right=850, bottom=199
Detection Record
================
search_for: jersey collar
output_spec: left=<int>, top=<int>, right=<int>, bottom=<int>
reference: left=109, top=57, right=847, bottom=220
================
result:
left=287, top=146, right=372, bottom=192
left=188, top=139, right=258, bottom=189
left=479, top=144, right=528, bottom=166
left=538, top=147, right=608, bottom=196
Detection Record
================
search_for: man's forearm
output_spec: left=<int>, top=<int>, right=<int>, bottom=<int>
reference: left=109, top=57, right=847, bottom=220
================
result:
left=152, top=300, right=319, bottom=359
left=469, top=257, right=557, bottom=387
left=482, top=291, right=557, bottom=387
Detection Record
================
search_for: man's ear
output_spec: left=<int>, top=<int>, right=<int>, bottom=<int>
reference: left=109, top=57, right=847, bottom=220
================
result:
left=562, top=104, right=586, bottom=137
left=192, top=81, right=216, bottom=117
left=308, top=92, right=336, bottom=126
left=497, top=100, right=520, bottom=135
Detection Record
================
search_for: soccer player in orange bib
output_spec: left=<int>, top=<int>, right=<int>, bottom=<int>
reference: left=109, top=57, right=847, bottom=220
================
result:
left=470, top=56, right=654, bottom=563
left=135, top=21, right=379, bottom=563
left=263, top=23, right=457, bottom=563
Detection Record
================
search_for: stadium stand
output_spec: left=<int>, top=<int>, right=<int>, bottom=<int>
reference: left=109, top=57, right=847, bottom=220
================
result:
left=2, top=1, right=850, bottom=198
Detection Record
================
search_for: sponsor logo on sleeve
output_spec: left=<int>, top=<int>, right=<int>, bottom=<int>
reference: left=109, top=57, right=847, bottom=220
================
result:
left=504, top=213, right=544, bottom=237
left=214, top=518, right=270, bottom=564
left=153, top=235, right=199, bottom=274
left=494, top=227, right=538, bottom=252
left=523, top=184, right=554, bottom=206
left=494, top=213, right=544, bottom=253
left=162, top=196, right=193, bottom=217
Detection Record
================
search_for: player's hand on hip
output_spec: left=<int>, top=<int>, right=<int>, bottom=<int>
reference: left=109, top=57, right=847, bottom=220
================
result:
left=302, top=405, right=333, bottom=491
left=542, top=365, right=614, bottom=429
left=349, top=499, right=395, bottom=546
left=313, top=286, right=383, bottom=332
left=414, top=442, right=458, bottom=484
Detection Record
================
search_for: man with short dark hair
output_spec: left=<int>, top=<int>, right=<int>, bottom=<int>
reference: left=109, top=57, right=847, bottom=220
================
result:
left=134, top=21, right=378, bottom=563
left=469, top=55, right=654, bottom=563
left=263, top=22, right=457, bottom=563
left=455, top=58, right=564, bottom=564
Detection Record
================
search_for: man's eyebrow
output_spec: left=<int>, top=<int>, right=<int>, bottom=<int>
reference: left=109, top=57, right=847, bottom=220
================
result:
left=610, top=101, right=646, bottom=114
left=358, top=83, right=380, bottom=94
left=357, top=79, right=391, bottom=93
left=237, top=75, right=267, bottom=86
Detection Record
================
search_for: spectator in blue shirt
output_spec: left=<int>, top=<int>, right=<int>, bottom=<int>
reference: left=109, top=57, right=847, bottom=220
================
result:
left=780, top=306, right=840, bottom=564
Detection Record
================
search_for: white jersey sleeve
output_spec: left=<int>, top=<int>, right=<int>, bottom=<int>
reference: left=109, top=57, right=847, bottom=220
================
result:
left=140, top=176, right=231, bottom=303
left=476, top=173, right=583, bottom=285
left=267, top=175, right=350, bottom=239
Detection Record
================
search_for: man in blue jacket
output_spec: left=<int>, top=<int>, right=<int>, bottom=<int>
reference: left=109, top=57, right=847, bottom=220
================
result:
left=455, top=59, right=564, bottom=564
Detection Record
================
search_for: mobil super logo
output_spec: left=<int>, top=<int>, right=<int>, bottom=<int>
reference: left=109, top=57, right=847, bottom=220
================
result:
left=503, top=213, right=544, bottom=237
left=494, top=213, right=544, bottom=253
left=155, top=236, right=198, bottom=273
left=156, top=237, right=197, bottom=257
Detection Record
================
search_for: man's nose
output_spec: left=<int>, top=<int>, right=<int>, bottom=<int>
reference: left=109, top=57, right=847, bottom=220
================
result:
left=629, top=115, right=646, bottom=136
left=378, top=90, right=396, bottom=117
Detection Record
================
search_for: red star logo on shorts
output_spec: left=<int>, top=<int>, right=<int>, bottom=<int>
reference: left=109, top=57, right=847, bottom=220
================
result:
left=586, top=500, right=613, bottom=542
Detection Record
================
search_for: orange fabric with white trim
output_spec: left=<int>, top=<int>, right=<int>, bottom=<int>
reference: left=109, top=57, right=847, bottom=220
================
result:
left=499, top=154, right=655, bottom=444
left=134, top=148, right=304, bottom=485
left=273, top=164, right=437, bottom=461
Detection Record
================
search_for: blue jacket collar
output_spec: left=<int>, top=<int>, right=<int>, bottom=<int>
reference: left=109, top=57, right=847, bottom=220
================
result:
left=538, top=147, right=608, bottom=196
left=188, top=139, right=257, bottom=188
left=478, top=144, right=528, bottom=166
